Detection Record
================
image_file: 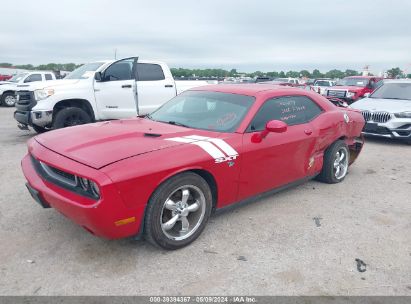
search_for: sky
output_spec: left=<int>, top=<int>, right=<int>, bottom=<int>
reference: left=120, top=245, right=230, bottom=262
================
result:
left=1, top=0, right=411, bottom=74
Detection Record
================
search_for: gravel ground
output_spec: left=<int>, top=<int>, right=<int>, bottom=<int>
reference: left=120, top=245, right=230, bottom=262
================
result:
left=0, top=106, right=410, bottom=296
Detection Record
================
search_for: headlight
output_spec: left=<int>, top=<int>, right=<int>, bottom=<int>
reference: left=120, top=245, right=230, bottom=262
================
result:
left=90, top=181, right=100, bottom=197
left=79, top=177, right=89, bottom=191
left=346, top=91, right=356, bottom=98
left=394, top=112, right=411, bottom=118
left=77, top=176, right=100, bottom=199
left=34, top=89, right=54, bottom=101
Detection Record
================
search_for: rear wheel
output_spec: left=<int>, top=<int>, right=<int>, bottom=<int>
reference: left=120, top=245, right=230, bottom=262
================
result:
left=144, top=172, right=212, bottom=250
left=52, top=107, right=91, bottom=129
left=1, top=93, right=16, bottom=107
left=317, top=140, right=350, bottom=184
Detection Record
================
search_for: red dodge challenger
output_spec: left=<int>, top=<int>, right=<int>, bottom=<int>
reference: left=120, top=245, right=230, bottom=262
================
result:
left=22, top=84, right=365, bottom=249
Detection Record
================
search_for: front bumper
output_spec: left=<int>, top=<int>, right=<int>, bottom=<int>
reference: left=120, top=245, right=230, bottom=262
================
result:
left=22, top=141, right=145, bottom=239
left=362, top=120, right=411, bottom=140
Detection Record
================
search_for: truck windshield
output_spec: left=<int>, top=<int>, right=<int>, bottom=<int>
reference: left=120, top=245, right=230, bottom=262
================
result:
left=8, top=73, right=28, bottom=83
left=148, top=91, right=255, bottom=132
left=66, top=63, right=104, bottom=80
left=370, top=83, right=411, bottom=100
left=336, top=78, right=369, bottom=87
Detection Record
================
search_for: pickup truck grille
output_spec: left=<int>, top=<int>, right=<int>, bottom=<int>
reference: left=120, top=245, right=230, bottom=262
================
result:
left=16, top=90, right=36, bottom=111
left=361, top=111, right=392, bottom=123
left=327, top=90, right=346, bottom=98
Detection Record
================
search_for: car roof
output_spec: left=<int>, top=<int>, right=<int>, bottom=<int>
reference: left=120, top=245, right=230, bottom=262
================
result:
left=190, top=84, right=301, bottom=97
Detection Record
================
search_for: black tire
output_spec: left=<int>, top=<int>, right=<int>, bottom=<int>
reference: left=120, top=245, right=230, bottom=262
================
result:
left=1, top=92, right=16, bottom=107
left=316, top=140, right=350, bottom=184
left=144, top=172, right=212, bottom=250
left=31, top=124, right=49, bottom=134
left=52, top=107, right=91, bottom=129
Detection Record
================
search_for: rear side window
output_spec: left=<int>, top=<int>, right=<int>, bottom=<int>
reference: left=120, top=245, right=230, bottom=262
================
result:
left=137, top=63, right=165, bottom=81
left=45, top=74, right=53, bottom=80
left=248, top=96, right=323, bottom=131
left=24, top=74, right=42, bottom=83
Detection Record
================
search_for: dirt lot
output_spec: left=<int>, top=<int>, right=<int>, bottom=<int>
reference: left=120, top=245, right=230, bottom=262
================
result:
left=0, top=106, right=410, bottom=296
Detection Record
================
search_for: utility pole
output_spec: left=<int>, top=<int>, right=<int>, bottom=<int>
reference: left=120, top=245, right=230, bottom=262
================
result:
left=114, top=48, right=117, bottom=60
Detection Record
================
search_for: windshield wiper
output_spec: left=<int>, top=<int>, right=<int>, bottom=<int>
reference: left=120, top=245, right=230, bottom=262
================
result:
left=167, top=121, right=190, bottom=128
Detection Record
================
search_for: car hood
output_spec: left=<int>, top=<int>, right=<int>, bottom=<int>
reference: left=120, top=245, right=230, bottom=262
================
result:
left=350, top=97, right=411, bottom=113
left=328, top=86, right=363, bottom=91
left=23, top=79, right=81, bottom=90
left=0, top=81, right=13, bottom=85
left=35, top=118, right=222, bottom=169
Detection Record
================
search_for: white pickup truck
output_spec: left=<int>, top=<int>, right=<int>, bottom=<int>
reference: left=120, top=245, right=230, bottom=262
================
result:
left=14, top=57, right=211, bottom=133
left=0, top=71, right=56, bottom=107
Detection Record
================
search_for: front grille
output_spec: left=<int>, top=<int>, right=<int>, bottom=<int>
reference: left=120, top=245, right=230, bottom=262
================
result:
left=16, top=91, right=32, bottom=105
left=16, top=90, right=36, bottom=111
left=31, top=155, right=77, bottom=187
left=327, top=90, right=346, bottom=98
left=30, top=155, right=99, bottom=200
left=361, top=111, right=392, bottom=123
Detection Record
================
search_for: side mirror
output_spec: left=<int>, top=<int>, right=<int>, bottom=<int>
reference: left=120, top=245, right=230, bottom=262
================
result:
left=266, top=120, right=288, bottom=133
left=94, top=72, right=103, bottom=82
left=364, top=92, right=371, bottom=98
left=252, top=120, right=287, bottom=143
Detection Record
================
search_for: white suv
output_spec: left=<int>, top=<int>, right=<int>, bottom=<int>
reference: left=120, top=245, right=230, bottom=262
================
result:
left=350, top=79, right=411, bottom=144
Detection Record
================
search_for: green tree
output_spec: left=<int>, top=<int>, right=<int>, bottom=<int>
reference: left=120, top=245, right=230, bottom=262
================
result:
left=325, top=69, right=345, bottom=79
left=278, top=71, right=286, bottom=78
left=387, top=67, right=402, bottom=78
left=0, top=63, right=13, bottom=67
left=312, top=69, right=323, bottom=78
left=345, top=69, right=358, bottom=77
left=300, top=70, right=311, bottom=78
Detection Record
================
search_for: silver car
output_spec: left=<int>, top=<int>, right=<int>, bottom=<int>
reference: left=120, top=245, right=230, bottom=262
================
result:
left=350, top=79, right=411, bottom=144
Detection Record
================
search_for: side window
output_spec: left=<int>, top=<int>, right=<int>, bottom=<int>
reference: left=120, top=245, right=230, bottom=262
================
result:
left=248, top=96, right=323, bottom=131
left=45, top=74, right=53, bottom=80
left=137, top=63, right=165, bottom=81
left=24, top=74, right=42, bottom=83
left=104, top=58, right=134, bottom=81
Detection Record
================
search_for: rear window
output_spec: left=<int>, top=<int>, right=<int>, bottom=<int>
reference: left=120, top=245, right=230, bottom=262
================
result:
left=137, top=63, right=165, bottom=81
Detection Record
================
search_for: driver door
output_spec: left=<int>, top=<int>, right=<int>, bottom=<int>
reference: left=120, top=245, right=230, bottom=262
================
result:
left=94, top=57, right=138, bottom=120
left=238, top=95, right=322, bottom=200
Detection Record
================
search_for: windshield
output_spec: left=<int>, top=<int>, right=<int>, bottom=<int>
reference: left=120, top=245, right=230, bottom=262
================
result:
left=8, top=73, right=28, bottom=83
left=65, top=62, right=104, bottom=80
left=149, top=91, right=255, bottom=132
left=315, top=80, right=331, bottom=86
left=275, top=78, right=289, bottom=82
left=370, top=83, right=411, bottom=100
left=336, top=78, right=369, bottom=87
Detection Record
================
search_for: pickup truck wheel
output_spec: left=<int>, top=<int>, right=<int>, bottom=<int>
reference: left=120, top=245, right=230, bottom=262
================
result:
left=144, top=172, right=212, bottom=250
left=31, top=125, right=49, bottom=134
left=53, top=107, right=91, bottom=129
left=316, top=140, right=350, bottom=184
left=1, top=93, right=16, bottom=107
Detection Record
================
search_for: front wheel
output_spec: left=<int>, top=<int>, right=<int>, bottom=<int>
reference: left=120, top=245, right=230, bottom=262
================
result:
left=52, top=107, right=91, bottom=129
left=1, top=93, right=16, bottom=107
left=144, top=172, right=212, bottom=250
left=316, top=140, right=350, bottom=184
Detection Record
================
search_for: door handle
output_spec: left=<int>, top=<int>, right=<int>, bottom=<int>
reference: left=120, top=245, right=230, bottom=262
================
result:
left=304, top=129, right=313, bottom=135
left=165, top=84, right=174, bottom=88
left=122, top=84, right=132, bottom=88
